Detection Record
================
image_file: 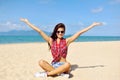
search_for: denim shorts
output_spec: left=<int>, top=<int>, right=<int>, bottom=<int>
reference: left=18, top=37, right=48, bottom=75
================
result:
left=52, top=62, right=65, bottom=68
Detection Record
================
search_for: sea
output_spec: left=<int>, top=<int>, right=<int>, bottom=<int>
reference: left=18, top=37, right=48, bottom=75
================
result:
left=0, top=35, right=120, bottom=44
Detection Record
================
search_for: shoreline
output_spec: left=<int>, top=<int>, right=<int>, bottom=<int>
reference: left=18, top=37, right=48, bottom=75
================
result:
left=0, top=40, right=120, bottom=45
left=0, top=36, right=120, bottom=44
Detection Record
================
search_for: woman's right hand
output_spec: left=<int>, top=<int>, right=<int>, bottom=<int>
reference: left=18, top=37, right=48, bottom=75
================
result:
left=20, top=18, right=29, bottom=23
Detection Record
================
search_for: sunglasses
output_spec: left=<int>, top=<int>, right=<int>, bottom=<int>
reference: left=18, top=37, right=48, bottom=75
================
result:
left=57, top=31, right=65, bottom=34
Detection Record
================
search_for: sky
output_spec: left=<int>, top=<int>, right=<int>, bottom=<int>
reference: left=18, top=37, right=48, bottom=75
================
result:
left=0, top=0, right=120, bottom=36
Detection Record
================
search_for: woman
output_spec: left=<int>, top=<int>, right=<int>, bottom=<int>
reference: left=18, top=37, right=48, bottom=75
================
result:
left=20, top=18, right=102, bottom=77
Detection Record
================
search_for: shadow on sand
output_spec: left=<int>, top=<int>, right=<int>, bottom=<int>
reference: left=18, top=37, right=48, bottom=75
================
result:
left=69, top=64, right=105, bottom=78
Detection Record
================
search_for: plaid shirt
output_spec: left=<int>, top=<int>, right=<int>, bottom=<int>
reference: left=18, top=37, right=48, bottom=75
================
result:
left=51, top=38, right=68, bottom=63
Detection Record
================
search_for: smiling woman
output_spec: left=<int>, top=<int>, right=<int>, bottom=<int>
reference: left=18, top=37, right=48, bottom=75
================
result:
left=20, top=18, right=102, bottom=78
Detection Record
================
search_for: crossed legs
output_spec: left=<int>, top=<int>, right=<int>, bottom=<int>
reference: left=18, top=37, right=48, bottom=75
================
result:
left=39, top=59, right=71, bottom=76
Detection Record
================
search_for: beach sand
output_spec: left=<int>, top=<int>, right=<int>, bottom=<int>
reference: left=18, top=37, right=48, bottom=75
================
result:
left=0, top=41, right=120, bottom=80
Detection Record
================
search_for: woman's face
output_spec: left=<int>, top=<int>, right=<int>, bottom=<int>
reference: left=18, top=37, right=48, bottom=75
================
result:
left=56, top=28, right=65, bottom=39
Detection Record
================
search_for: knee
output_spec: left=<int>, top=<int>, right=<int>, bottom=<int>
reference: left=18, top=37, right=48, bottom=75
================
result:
left=65, top=62, right=71, bottom=69
left=39, top=59, right=45, bottom=67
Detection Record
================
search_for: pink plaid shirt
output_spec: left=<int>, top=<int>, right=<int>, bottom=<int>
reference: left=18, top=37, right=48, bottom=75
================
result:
left=51, top=38, right=68, bottom=63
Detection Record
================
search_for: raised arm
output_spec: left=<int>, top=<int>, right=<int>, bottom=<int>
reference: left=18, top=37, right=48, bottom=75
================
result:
left=66, top=22, right=102, bottom=45
left=20, top=18, right=50, bottom=42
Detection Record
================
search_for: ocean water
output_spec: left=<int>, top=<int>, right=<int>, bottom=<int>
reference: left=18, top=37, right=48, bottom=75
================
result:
left=0, top=35, right=120, bottom=44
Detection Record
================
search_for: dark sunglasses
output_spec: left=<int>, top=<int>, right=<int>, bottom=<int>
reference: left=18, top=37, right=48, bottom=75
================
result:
left=57, top=31, right=65, bottom=34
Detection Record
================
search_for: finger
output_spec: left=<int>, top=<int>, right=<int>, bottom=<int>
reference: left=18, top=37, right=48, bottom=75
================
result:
left=20, top=18, right=23, bottom=21
left=20, top=18, right=25, bottom=21
left=98, top=22, right=103, bottom=26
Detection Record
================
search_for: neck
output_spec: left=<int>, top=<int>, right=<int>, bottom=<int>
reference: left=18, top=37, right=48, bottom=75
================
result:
left=56, top=38, right=62, bottom=44
left=57, top=37, right=63, bottom=40
left=57, top=38, right=61, bottom=41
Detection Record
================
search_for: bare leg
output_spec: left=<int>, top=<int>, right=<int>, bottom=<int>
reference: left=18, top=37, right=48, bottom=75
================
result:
left=39, top=60, right=71, bottom=76
left=47, top=62, right=71, bottom=76
left=39, top=59, right=55, bottom=72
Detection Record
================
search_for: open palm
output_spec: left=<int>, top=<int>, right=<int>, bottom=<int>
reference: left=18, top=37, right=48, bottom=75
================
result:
left=20, top=18, right=28, bottom=23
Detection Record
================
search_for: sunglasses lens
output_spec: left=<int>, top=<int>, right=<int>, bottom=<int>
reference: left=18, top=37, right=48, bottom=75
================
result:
left=61, top=31, right=64, bottom=33
left=57, top=31, right=60, bottom=33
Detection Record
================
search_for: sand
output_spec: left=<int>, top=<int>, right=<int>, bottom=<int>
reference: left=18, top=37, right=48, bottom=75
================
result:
left=0, top=41, right=120, bottom=80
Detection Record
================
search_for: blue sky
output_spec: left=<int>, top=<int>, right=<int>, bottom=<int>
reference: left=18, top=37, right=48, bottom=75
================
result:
left=0, top=0, right=120, bottom=36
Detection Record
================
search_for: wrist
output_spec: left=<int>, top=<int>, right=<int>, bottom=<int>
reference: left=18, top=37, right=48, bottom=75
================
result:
left=90, top=24, right=96, bottom=27
left=25, top=21, right=29, bottom=24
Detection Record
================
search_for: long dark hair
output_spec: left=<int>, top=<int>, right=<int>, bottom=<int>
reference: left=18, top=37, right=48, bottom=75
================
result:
left=48, top=23, right=66, bottom=49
